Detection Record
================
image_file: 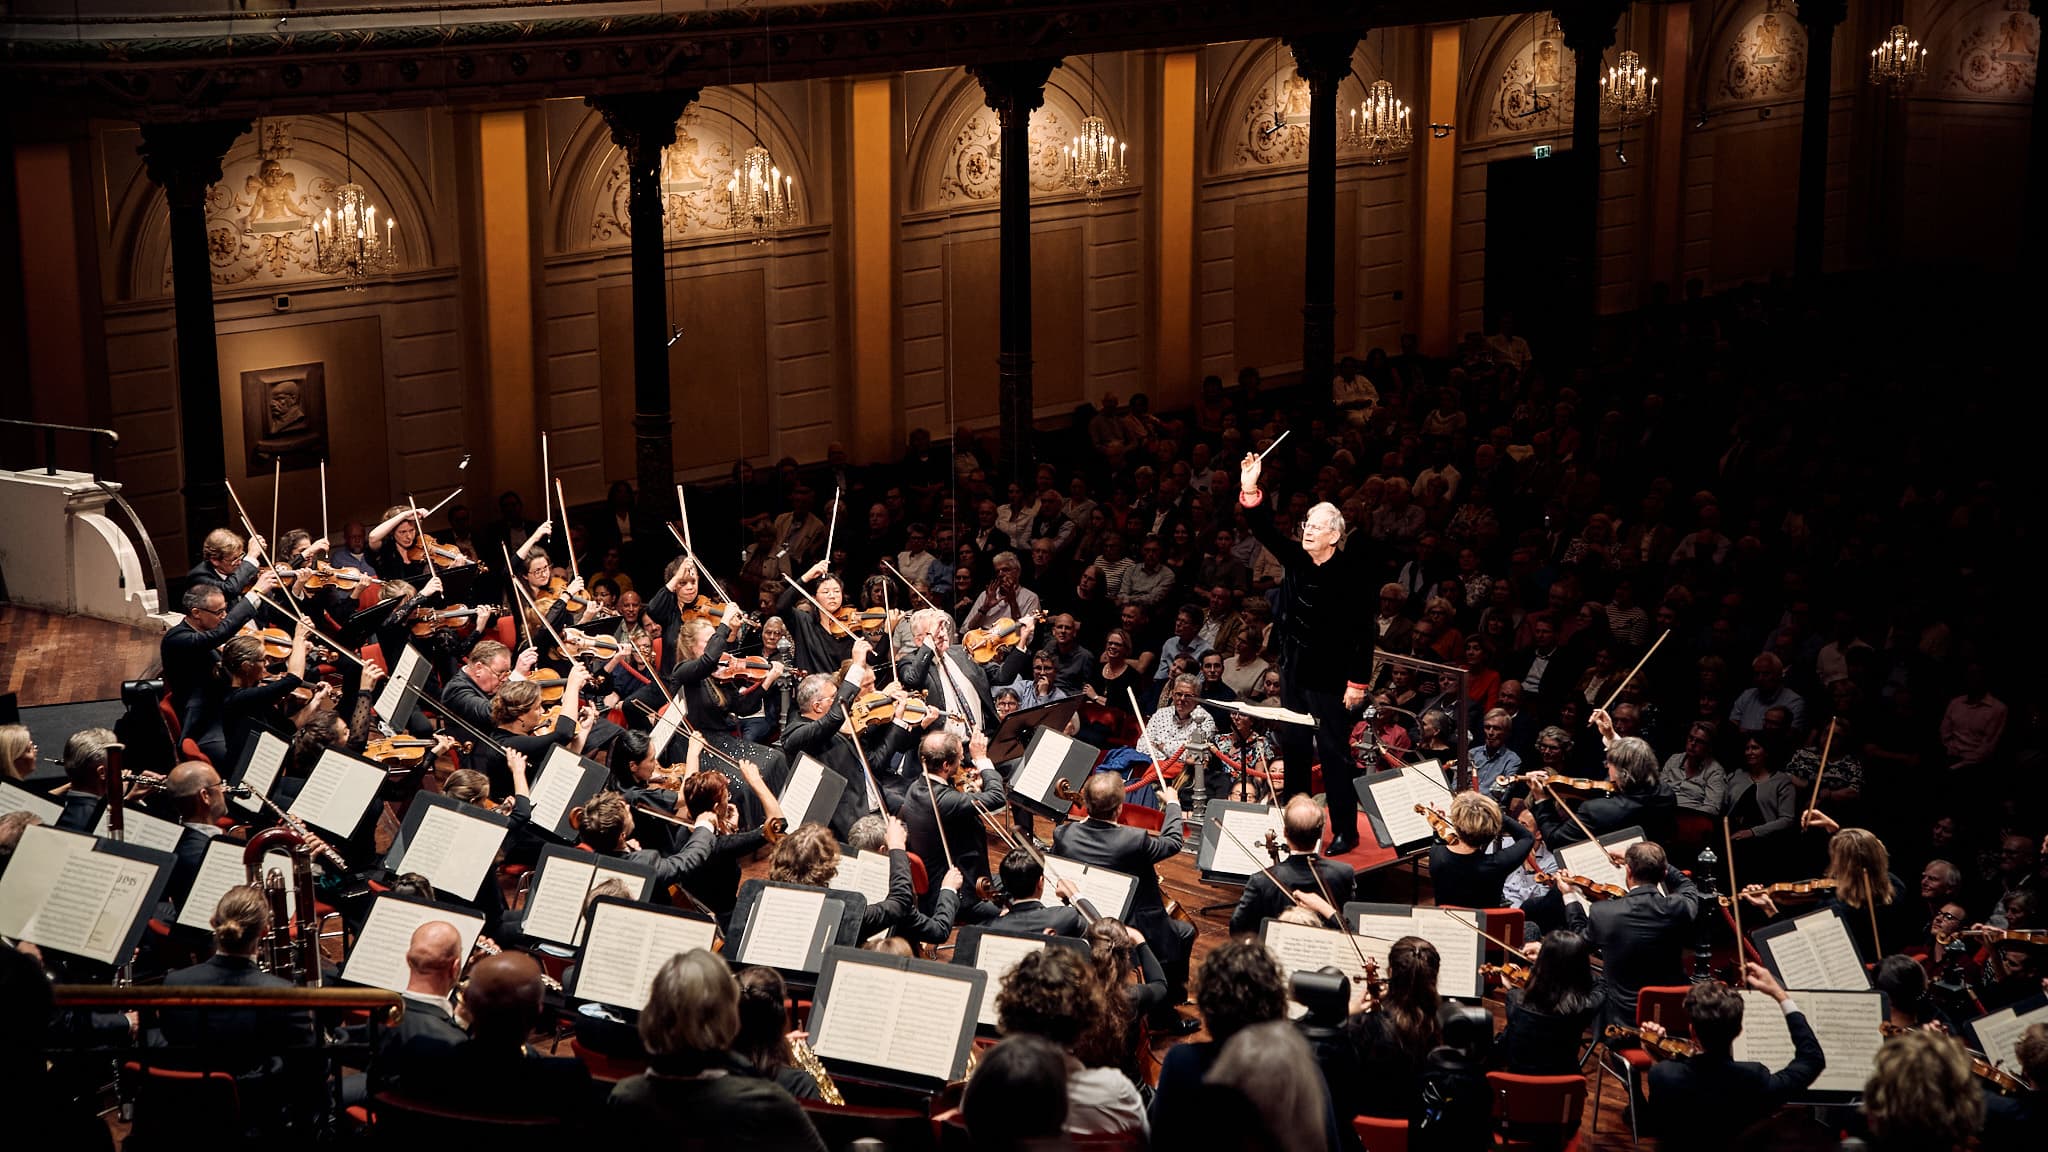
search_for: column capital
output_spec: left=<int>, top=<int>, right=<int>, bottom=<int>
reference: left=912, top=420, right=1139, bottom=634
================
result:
left=138, top=120, right=253, bottom=207
left=1792, top=0, right=1849, bottom=31
left=1556, top=2, right=1623, bottom=56
left=969, top=59, right=1059, bottom=125
left=1286, top=36, right=1361, bottom=87
left=588, top=90, right=701, bottom=165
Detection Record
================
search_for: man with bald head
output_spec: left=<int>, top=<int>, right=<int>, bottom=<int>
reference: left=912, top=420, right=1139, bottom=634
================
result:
left=363, top=920, right=469, bottom=1097
left=1054, top=770, right=1197, bottom=1033
left=1227, top=796, right=1356, bottom=934
left=164, top=761, right=228, bottom=913
left=435, top=949, right=591, bottom=1106
left=1238, top=452, right=1379, bottom=855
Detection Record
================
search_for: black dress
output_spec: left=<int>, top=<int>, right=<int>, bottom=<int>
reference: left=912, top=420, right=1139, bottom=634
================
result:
left=1428, top=817, right=1536, bottom=910
left=1492, top=988, right=1596, bottom=1075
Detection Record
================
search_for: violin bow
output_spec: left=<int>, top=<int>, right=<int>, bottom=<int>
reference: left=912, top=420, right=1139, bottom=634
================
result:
left=1539, top=777, right=1603, bottom=847
left=1725, top=816, right=1746, bottom=966
left=1803, top=717, right=1837, bottom=818
left=319, top=458, right=329, bottom=543
left=1598, top=628, right=1669, bottom=714
left=269, top=458, right=281, bottom=581
left=1435, top=907, right=1533, bottom=967
left=674, top=483, right=692, bottom=553
left=500, top=543, right=535, bottom=656
left=225, top=479, right=310, bottom=627
left=824, top=485, right=840, bottom=568
left=880, top=559, right=942, bottom=612
left=555, top=478, right=580, bottom=585
left=835, top=708, right=890, bottom=820
left=505, top=551, right=575, bottom=658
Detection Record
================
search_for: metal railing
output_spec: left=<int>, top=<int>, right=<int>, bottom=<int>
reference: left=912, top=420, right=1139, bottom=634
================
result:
left=0, top=415, right=168, bottom=602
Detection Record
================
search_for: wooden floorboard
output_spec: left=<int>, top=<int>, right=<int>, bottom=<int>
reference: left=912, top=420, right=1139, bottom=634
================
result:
left=0, top=605, right=163, bottom=707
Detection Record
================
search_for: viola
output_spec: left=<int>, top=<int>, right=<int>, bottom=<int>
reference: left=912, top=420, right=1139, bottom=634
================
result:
left=895, top=695, right=968, bottom=730
left=1414, top=803, right=1457, bottom=844
left=409, top=604, right=497, bottom=637
left=1717, top=877, right=1838, bottom=907
left=962, top=610, right=1047, bottom=663
left=1536, top=870, right=1628, bottom=900
left=1604, top=1023, right=1700, bottom=1059
left=846, top=691, right=907, bottom=733
left=525, top=669, right=568, bottom=704
left=302, top=563, right=382, bottom=591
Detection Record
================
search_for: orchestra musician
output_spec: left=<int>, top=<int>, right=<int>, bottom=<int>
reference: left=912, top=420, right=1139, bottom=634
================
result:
left=1235, top=451, right=1376, bottom=855
left=990, top=848, right=1089, bottom=937
left=1055, top=772, right=1197, bottom=1035
left=162, top=567, right=283, bottom=764
left=896, top=608, right=996, bottom=738
left=1525, top=735, right=1676, bottom=850
left=1638, top=965, right=1824, bottom=1152
left=777, top=653, right=883, bottom=836
left=901, top=729, right=1007, bottom=919
left=1561, top=841, right=1703, bottom=1031
left=778, top=560, right=862, bottom=678
left=1227, top=795, right=1353, bottom=934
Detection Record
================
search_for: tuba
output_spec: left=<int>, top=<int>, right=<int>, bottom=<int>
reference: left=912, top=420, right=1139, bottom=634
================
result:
left=789, top=1036, right=845, bottom=1105
left=244, top=825, right=323, bottom=986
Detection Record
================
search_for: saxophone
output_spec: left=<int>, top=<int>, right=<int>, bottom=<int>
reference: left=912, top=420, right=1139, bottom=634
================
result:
left=789, top=1036, right=845, bottom=1105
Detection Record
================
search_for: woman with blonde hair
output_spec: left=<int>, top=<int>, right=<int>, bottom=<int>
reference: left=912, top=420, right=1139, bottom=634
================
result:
left=1428, top=790, right=1535, bottom=910
left=1753, top=810, right=1912, bottom=964
left=0, top=724, right=37, bottom=780
left=1861, top=1030, right=1983, bottom=1152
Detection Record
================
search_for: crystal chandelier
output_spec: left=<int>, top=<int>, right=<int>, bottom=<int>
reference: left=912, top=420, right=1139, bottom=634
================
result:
left=1344, top=79, right=1412, bottom=164
left=1599, top=49, right=1659, bottom=126
left=1869, top=25, right=1927, bottom=93
left=1062, top=114, right=1128, bottom=201
left=723, top=143, right=796, bottom=237
left=312, top=114, right=395, bottom=289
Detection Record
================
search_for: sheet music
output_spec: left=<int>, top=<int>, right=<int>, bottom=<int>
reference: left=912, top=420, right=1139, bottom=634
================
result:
left=177, top=839, right=294, bottom=930
left=740, top=886, right=828, bottom=971
left=1759, top=910, right=1870, bottom=991
left=1406, top=909, right=1485, bottom=999
left=82, top=857, right=156, bottom=964
left=572, top=902, right=717, bottom=1011
left=94, top=806, right=185, bottom=854
left=234, top=731, right=287, bottom=811
left=22, top=849, right=120, bottom=957
left=375, top=644, right=424, bottom=723
left=0, top=825, right=83, bottom=939
left=1732, top=990, right=1883, bottom=1095
left=1261, top=918, right=1379, bottom=987
left=288, top=750, right=384, bottom=837
left=1209, top=805, right=1287, bottom=877
left=1365, top=774, right=1434, bottom=846
left=529, top=747, right=592, bottom=835
left=343, top=898, right=484, bottom=994
left=780, top=755, right=828, bottom=825
left=394, top=804, right=506, bottom=901
left=812, top=961, right=976, bottom=1081
left=1046, top=855, right=1136, bottom=921
left=1402, top=760, right=1454, bottom=797
left=0, top=781, right=62, bottom=823
left=830, top=851, right=893, bottom=908
left=971, top=933, right=1051, bottom=1026
left=647, top=702, right=684, bottom=760
left=1972, top=1002, right=2048, bottom=1080
left=521, top=856, right=599, bottom=946
left=1557, top=833, right=1643, bottom=893
left=1012, top=728, right=1076, bottom=803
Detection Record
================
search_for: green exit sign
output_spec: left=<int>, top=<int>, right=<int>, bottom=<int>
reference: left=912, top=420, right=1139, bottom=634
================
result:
left=1532, top=144, right=1553, bottom=159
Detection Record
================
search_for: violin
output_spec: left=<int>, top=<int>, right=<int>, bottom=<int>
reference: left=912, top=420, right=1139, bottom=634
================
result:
left=1541, top=776, right=1618, bottom=794
left=401, top=531, right=471, bottom=568
left=898, top=695, right=968, bottom=730
left=1971, top=1055, right=2038, bottom=1095
left=1262, top=829, right=1284, bottom=866
left=1934, top=926, right=2048, bottom=948
left=362, top=736, right=463, bottom=764
left=1717, top=877, right=1838, bottom=907
left=1536, top=870, right=1628, bottom=900
left=962, top=610, right=1047, bottom=663
left=1480, top=962, right=1532, bottom=989
left=409, top=604, right=497, bottom=637
left=556, top=630, right=626, bottom=662
left=819, top=605, right=890, bottom=638
left=1414, top=803, right=1457, bottom=844
left=525, top=669, right=568, bottom=704
left=1604, top=1023, right=1701, bottom=1059
left=712, top=654, right=784, bottom=683
left=846, top=691, right=907, bottom=733
left=302, top=563, right=382, bottom=591
left=533, top=577, right=590, bottom=618
left=241, top=624, right=336, bottom=666
left=679, top=595, right=764, bottom=630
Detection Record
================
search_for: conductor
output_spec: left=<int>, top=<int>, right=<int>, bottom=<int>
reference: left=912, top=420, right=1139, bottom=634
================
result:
left=1237, top=451, right=1377, bottom=855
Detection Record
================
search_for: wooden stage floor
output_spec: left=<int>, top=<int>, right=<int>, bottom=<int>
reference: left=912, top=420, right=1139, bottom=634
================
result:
left=0, top=605, right=163, bottom=707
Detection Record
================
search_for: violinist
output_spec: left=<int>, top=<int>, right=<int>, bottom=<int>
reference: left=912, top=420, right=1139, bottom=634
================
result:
left=1227, top=796, right=1354, bottom=935
left=365, top=504, right=429, bottom=581
left=163, top=567, right=282, bottom=764
left=960, top=551, right=1042, bottom=634
left=188, top=527, right=266, bottom=599
left=639, top=556, right=706, bottom=678
left=439, top=756, right=536, bottom=937
left=777, top=559, right=860, bottom=681
left=670, top=751, right=785, bottom=928
left=443, top=639, right=519, bottom=745
left=1428, top=792, right=1536, bottom=912
left=1526, top=734, right=1676, bottom=850
left=218, top=618, right=333, bottom=762
left=1983, top=1023, right=2048, bottom=1150
left=636, top=611, right=790, bottom=819
left=1492, top=929, right=1599, bottom=1076
left=1055, top=771, right=1193, bottom=1034
left=481, top=663, right=591, bottom=801
left=778, top=645, right=883, bottom=836
left=990, top=848, right=1088, bottom=937
left=766, top=818, right=925, bottom=942
left=901, top=729, right=1007, bottom=920
left=897, top=608, right=995, bottom=738
left=601, top=729, right=687, bottom=817
left=1637, top=965, right=1823, bottom=1152
left=574, top=791, right=715, bottom=891
left=1763, top=812, right=1914, bottom=966
left=1341, top=936, right=1444, bottom=1123
left=1562, top=841, right=1702, bottom=1031
left=373, top=574, right=489, bottom=681
left=517, top=551, right=592, bottom=643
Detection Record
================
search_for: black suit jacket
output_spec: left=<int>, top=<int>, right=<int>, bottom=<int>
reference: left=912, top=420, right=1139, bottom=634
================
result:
left=778, top=680, right=872, bottom=835
left=901, top=767, right=1007, bottom=913
left=162, top=595, right=259, bottom=737
left=186, top=558, right=257, bottom=600
left=56, top=791, right=104, bottom=834
left=1645, top=1007, right=1825, bottom=1152
left=996, top=898, right=1088, bottom=937
left=895, top=645, right=996, bottom=735
left=152, top=954, right=315, bottom=1072
left=165, top=826, right=216, bottom=914
left=1227, top=854, right=1356, bottom=935
left=369, top=996, right=470, bottom=1096
left=1053, top=808, right=1185, bottom=954
left=1565, top=864, right=1703, bottom=1024
left=1533, top=784, right=1679, bottom=850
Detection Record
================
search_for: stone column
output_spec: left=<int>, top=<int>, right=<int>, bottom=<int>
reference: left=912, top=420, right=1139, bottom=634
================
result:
left=140, top=119, right=252, bottom=561
left=1289, top=35, right=1360, bottom=394
left=1559, top=3, right=1620, bottom=342
left=590, top=90, right=701, bottom=519
left=969, top=59, right=1058, bottom=490
left=1793, top=0, right=1847, bottom=280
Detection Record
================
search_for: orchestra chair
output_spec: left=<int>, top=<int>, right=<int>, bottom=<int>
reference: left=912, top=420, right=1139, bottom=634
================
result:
left=1353, top=1114, right=1411, bottom=1152
left=120, top=1062, right=241, bottom=1151
left=360, top=640, right=390, bottom=675
left=906, top=851, right=929, bottom=898
left=1487, top=1070, right=1587, bottom=1150
left=932, top=1107, right=974, bottom=1152
left=180, top=738, right=212, bottom=766
left=1117, top=803, right=1165, bottom=834
left=1591, top=985, right=1692, bottom=1142
left=568, top=1036, right=648, bottom=1083
left=156, top=691, right=184, bottom=746
left=800, top=1098, right=935, bottom=1152
left=1477, top=908, right=1526, bottom=961
left=369, top=1092, right=566, bottom=1146
left=355, top=583, right=382, bottom=613
left=489, top=616, right=519, bottom=649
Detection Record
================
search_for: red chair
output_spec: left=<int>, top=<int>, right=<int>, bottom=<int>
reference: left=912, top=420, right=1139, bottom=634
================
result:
left=1479, top=907, right=1526, bottom=957
left=906, top=851, right=930, bottom=897
left=568, top=1037, right=649, bottom=1083
left=1118, top=803, right=1165, bottom=833
left=156, top=692, right=184, bottom=746
left=490, top=616, right=519, bottom=649
left=122, top=1062, right=242, bottom=1147
left=799, top=1098, right=935, bottom=1152
left=360, top=640, right=389, bottom=674
left=179, top=737, right=212, bottom=766
left=1353, top=1114, right=1410, bottom=1152
left=370, top=1092, right=566, bottom=1144
left=1487, top=1070, right=1587, bottom=1150
left=1592, top=985, right=1693, bottom=1140
left=356, top=583, right=382, bottom=612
